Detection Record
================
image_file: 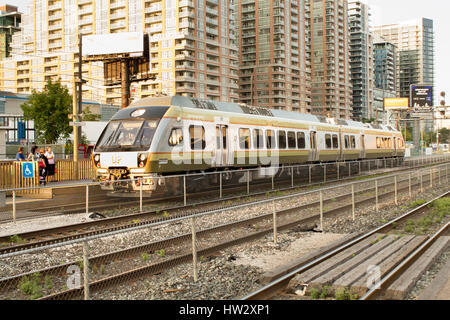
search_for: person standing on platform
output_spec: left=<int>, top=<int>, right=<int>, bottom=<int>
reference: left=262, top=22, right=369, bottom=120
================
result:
left=27, top=146, right=38, bottom=161
left=16, top=147, right=26, bottom=161
left=45, top=146, right=56, bottom=182
left=38, top=148, right=49, bottom=186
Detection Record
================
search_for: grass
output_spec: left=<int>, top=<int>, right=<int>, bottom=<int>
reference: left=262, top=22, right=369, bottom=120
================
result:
left=409, top=199, right=427, bottom=208
left=155, top=249, right=166, bottom=257
left=334, top=287, right=358, bottom=300
left=9, top=235, right=24, bottom=244
left=141, top=252, right=149, bottom=262
left=18, top=273, right=43, bottom=300
left=402, top=198, right=449, bottom=235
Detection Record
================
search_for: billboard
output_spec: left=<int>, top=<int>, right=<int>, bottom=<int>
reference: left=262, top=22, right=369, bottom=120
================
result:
left=82, top=32, right=149, bottom=60
left=410, top=85, right=433, bottom=112
left=384, top=98, right=409, bottom=110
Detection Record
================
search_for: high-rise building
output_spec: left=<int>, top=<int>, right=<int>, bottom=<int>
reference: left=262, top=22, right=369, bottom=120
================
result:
left=348, top=0, right=373, bottom=121
left=236, top=0, right=311, bottom=113
left=1, top=0, right=239, bottom=105
left=373, top=40, right=396, bottom=92
left=310, top=0, right=352, bottom=120
left=372, top=18, right=434, bottom=104
left=0, top=5, right=21, bottom=59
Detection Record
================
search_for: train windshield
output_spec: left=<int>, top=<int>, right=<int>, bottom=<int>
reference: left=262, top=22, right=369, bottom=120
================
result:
left=95, top=119, right=159, bottom=152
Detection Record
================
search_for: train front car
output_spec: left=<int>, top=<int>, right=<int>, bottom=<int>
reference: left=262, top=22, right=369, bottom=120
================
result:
left=92, top=100, right=170, bottom=194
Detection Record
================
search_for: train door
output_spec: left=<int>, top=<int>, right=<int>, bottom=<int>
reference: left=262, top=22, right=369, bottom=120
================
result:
left=215, top=124, right=229, bottom=167
left=360, top=134, right=366, bottom=159
left=309, top=131, right=318, bottom=162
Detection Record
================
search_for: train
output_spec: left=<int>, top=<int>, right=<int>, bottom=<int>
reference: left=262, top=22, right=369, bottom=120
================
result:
left=92, top=96, right=405, bottom=194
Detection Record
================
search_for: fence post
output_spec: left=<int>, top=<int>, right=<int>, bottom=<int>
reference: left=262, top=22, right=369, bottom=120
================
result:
left=309, top=165, right=312, bottom=184
left=247, top=170, right=250, bottom=195
left=85, top=184, right=89, bottom=215
left=375, top=179, right=379, bottom=213
left=359, top=161, right=361, bottom=176
left=139, top=178, right=143, bottom=213
left=320, top=190, right=323, bottom=231
left=324, top=164, right=327, bottom=183
left=191, top=217, right=198, bottom=282
left=83, top=240, right=90, bottom=300
left=351, top=183, right=355, bottom=221
left=430, top=168, right=433, bottom=188
left=12, top=190, right=16, bottom=223
left=183, top=175, right=187, bottom=206
left=273, top=200, right=277, bottom=244
left=291, top=166, right=294, bottom=188
left=409, top=173, right=412, bottom=198
left=368, top=160, right=370, bottom=172
left=420, top=172, right=423, bottom=193
left=394, top=176, right=398, bottom=205
left=348, top=162, right=351, bottom=178
left=272, top=174, right=274, bottom=190
left=219, top=173, right=222, bottom=199
left=337, top=163, right=340, bottom=180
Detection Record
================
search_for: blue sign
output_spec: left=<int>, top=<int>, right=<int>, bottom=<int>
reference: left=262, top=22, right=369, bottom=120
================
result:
left=22, top=162, right=34, bottom=178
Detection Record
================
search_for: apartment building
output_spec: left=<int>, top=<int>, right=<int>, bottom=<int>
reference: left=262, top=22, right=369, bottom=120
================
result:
left=310, top=0, right=352, bottom=120
left=0, top=5, right=21, bottom=59
left=1, top=0, right=239, bottom=105
left=236, top=0, right=311, bottom=113
left=348, top=0, right=373, bottom=121
left=372, top=18, right=434, bottom=103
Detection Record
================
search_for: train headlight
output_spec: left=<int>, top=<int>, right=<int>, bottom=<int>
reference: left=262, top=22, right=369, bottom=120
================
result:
left=137, top=153, right=149, bottom=168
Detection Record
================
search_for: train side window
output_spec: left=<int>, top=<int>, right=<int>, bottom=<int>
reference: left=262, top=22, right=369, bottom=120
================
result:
left=325, top=134, right=332, bottom=149
left=253, top=129, right=264, bottom=149
left=297, top=132, right=306, bottom=149
left=278, top=130, right=287, bottom=149
left=168, top=128, right=183, bottom=146
left=376, top=137, right=382, bottom=149
left=332, top=134, right=339, bottom=149
left=266, top=130, right=276, bottom=149
left=287, top=131, right=296, bottom=149
left=189, top=125, right=206, bottom=150
left=351, top=136, right=356, bottom=149
left=239, top=128, right=251, bottom=150
left=344, top=136, right=349, bottom=149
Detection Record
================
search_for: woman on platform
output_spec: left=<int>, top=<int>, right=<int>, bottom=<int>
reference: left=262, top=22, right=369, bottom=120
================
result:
left=38, top=148, right=49, bottom=186
left=45, top=146, right=56, bottom=182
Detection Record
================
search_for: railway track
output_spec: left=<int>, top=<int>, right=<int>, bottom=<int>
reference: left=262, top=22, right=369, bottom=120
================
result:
left=1, top=157, right=444, bottom=223
left=1, top=162, right=446, bottom=255
left=0, top=168, right=447, bottom=300
left=241, top=191, right=450, bottom=300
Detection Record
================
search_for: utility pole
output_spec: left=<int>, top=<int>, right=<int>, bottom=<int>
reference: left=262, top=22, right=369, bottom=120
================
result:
left=121, top=59, right=130, bottom=109
left=72, top=33, right=84, bottom=180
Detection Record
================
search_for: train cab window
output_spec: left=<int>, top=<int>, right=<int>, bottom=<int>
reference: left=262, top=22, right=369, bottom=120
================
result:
left=325, top=134, right=332, bottom=149
left=297, top=132, right=306, bottom=149
left=189, top=125, right=206, bottom=150
left=266, top=130, right=276, bottom=149
left=239, top=128, right=251, bottom=150
left=332, top=134, right=339, bottom=149
left=278, top=130, right=287, bottom=149
left=351, top=136, right=356, bottom=149
left=253, top=129, right=264, bottom=149
left=168, top=128, right=183, bottom=146
left=287, top=131, right=296, bottom=149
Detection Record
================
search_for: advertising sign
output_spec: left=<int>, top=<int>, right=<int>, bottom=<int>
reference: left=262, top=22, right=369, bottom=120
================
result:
left=83, top=32, right=148, bottom=60
left=384, top=98, right=409, bottom=110
left=411, top=85, right=433, bottom=112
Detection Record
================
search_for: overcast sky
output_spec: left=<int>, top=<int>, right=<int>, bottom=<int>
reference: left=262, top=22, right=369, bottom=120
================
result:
left=9, top=0, right=450, bottom=102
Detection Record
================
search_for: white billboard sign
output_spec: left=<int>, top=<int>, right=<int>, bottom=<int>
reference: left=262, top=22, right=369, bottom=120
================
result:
left=83, top=32, right=145, bottom=57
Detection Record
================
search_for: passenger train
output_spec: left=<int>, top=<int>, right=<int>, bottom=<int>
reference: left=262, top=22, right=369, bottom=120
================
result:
left=92, top=96, right=405, bottom=194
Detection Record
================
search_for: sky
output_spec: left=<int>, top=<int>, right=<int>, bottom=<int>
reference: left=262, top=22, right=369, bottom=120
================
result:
left=9, top=0, right=450, bottom=103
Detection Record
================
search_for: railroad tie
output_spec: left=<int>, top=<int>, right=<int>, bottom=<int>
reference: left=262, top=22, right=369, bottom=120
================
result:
left=287, top=234, right=386, bottom=291
left=384, top=236, right=450, bottom=300
left=332, top=235, right=418, bottom=295
left=350, top=235, right=427, bottom=296
left=307, top=234, right=398, bottom=288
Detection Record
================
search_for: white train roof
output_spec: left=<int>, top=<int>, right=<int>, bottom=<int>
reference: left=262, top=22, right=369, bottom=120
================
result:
left=129, top=96, right=398, bottom=132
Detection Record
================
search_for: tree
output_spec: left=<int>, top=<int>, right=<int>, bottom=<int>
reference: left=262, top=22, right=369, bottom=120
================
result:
left=82, top=106, right=101, bottom=121
left=21, top=79, right=72, bottom=144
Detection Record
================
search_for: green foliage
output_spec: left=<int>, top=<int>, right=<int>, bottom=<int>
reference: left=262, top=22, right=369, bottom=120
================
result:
left=155, top=249, right=166, bottom=257
left=142, top=252, right=149, bottom=262
left=334, top=287, right=358, bottom=300
left=410, top=199, right=427, bottom=208
left=81, top=106, right=101, bottom=121
left=9, top=235, right=23, bottom=244
left=309, top=287, right=320, bottom=299
left=21, top=79, right=72, bottom=144
left=18, top=273, right=43, bottom=300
